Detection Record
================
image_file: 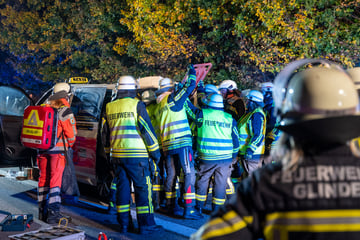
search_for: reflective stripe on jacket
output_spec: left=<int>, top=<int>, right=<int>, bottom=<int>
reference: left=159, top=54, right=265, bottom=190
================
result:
left=197, top=109, right=234, bottom=161
left=158, top=94, right=192, bottom=152
left=106, top=98, right=148, bottom=158
left=46, top=101, right=77, bottom=154
left=238, top=107, right=266, bottom=158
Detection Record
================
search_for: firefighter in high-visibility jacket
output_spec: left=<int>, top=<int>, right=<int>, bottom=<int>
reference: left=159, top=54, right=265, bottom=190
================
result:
left=191, top=59, right=360, bottom=240
left=37, top=83, right=77, bottom=224
left=141, top=89, right=164, bottom=211
left=232, top=90, right=266, bottom=183
left=156, top=64, right=203, bottom=219
left=103, top=76, right=162, bottom=234
left=186, top=93, right=240, bottom=213
left=192, top=83, right=236, bottom=201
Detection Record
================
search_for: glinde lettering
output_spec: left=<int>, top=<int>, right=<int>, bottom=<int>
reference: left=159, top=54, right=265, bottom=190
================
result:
left=271, top=166, right=360, bottom=199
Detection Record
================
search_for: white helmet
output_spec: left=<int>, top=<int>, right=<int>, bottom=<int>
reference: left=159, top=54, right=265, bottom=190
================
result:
left=219, top=80, right=237, bottom=90
left=53, top=83, right=70, bottom=94
left=347, top=67, right=360, bottom=90
left=246, top=90, right=264, bottom=103
left=159, top=77, right=173, bottom=90
left=117, top=76, right=137, bottom=90
left=260, top=82, right=274, bottom=93
left=274, top=59, right=360, bottom=143
left=206, top=93, right=224, bottom=108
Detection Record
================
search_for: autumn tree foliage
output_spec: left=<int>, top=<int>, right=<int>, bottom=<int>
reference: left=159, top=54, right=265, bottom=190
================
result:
left=0, top=0, right=359, bottom=88
left=0, top=0, right=142, bottom=83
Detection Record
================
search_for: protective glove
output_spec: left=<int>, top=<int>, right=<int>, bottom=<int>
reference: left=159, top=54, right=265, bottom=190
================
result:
left=188, top=64, right=196, bottom=76
left=244, top=148, right=254, bottom=160
left=198, top=80, right=205, bottom=90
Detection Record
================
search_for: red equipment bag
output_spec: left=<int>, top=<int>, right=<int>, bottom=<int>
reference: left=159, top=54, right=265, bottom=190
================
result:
left=21, top=106, right=58, bottom=150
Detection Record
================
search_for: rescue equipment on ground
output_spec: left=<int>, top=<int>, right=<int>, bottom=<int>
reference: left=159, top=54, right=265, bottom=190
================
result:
left=98, top=232, right=108, bottom=240
left=20, top=106, right=58, bottom=150
left=8, top=226, right=85, bottom=240
left=0, top=210, right=33, bottom=232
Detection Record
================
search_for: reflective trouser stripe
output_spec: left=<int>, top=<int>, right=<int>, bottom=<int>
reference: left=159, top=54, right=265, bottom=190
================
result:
left=37, top=186, right=49, bottom=202
left=146, top=176, right=154, bottom=214
left=212, top=197, right=226, bottom=205
left=48, top=187, right=61, bottom=204
left=196, top=194, right=207, bottom=202
left=165, top=192, right=177, bottom=199
left=265, top=210, right=360, bottom=240
left=152, top=184, right=163, bottom=191
left=183, top=193, right=195, bottom=200
left=117, top=204, right=130, bottom=213
left=226, top=178, right=235, bottom=195
left=136, top=206, right=150, bottom=214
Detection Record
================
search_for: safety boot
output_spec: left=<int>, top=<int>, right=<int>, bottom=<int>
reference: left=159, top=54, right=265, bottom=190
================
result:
left=46, top=210, right=72, bottom=224
left=38, top=202, right=48, bottom=221
left=46, top=202, right=71, bottom=224
left=183, top=207, right=204, bottom=220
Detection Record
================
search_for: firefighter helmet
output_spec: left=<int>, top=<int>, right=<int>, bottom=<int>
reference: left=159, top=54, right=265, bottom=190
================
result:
left=204, top=84, right=219, bottom=94
left=117, top=76, right=137, bottom=90
left=219, top=80, right=237, bottom=90
left=274, top=59, right=360, bottom=143
left=260, top=82, right=274, bottom=94
left=53, top=83, right=70, bottom=94
left=347, top=67, right=360, bottom=90
left=246, top=90, right=264, bottom=103
left=206, top=93, right=224, bottom=109
left=159, top=77, right=174, bottom=90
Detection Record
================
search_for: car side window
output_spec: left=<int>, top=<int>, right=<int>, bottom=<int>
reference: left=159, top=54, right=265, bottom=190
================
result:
left=0, top=86, right=30, bottom=117
left=70, top=87, right=106, bottom=122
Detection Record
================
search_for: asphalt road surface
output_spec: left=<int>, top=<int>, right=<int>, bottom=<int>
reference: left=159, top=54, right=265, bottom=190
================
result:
left=0, top=167, right=211, bottom=240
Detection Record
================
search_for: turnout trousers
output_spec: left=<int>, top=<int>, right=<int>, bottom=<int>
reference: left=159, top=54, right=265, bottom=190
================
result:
left=37, top=153, right=65, bottom=208
left=114, top=159, right=155, bottom=228
left=164, top=147, right=196, bottom=208
left=195, top=160, right=232, bottom=211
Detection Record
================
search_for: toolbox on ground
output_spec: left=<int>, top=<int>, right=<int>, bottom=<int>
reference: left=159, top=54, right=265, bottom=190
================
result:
left=8, top=226, right=85, bottom=240
left=0, top=210, right=33, bottom=232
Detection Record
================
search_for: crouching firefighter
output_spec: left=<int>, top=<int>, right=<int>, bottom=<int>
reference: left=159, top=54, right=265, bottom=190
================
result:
left=37, top=83, right=77, bottom=224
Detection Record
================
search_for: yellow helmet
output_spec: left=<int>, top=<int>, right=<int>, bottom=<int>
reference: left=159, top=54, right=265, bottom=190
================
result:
left=274, top=59, right=360, bottom=143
